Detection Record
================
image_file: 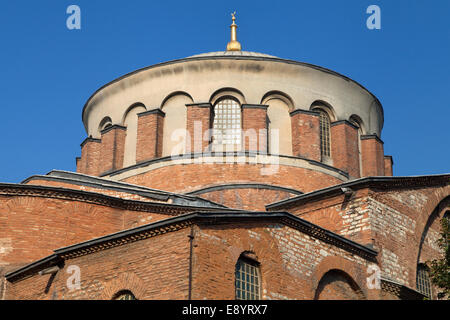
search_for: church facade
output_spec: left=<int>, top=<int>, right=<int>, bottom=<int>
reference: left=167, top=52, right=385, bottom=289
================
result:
left=1, top=17, right=449, bottom=300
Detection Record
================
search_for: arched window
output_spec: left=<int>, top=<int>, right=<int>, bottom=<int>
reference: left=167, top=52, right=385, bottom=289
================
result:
left=98, top=116, right=113, bottom=133
left=235, top=255, right=261, bottom=300
left=113, top=290, right=136, bottom=300
left=264, top=97, right=293, bottom=156
left=123, top=104, right=146, bottom=167
left=316, top=110, right=331, bottom=159
left=350, top=115, right=364, bottom=176
left=416, top=264, right=432, bottom=298
left=212, top=98, right=241, bottom=150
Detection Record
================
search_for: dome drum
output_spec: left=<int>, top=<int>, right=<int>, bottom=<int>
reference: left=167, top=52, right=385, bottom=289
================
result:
left=77, top=52, right=390, bottom=193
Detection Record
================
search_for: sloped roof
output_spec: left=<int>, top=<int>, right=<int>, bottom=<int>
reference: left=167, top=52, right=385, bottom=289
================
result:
left=266, top=174, right=450, bottom=210
left=5, top=211, right=378, bottom=282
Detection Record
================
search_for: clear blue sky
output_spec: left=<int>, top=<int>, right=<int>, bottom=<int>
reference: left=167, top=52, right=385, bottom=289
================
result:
left=0, top=0, right=449, bottom=183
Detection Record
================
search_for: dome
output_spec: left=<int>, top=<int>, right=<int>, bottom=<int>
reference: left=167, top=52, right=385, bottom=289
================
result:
left=77, top=12, right=386, bottom=192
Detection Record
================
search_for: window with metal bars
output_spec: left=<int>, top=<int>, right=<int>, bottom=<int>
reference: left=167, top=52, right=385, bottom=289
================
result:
left=416, top=264, right=432, bottom=298
left=212, top=99, right=241, bottom=146
left=235, top=257, right=261, bottom=300
left=113, top=291, right=136, bottom=300
left=350, top=116, right=363, bottom=176
left=317, top=110, right=331, bottom=158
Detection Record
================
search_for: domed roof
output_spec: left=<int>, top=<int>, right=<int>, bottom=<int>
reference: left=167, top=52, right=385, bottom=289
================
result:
left=188, top=51, right=278, bottom=59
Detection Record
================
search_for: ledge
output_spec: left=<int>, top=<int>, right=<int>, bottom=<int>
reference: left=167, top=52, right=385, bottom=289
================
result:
left=360, top=134, right=384, bottom=144
left=381, top=277, right=427, bottom=300
left=80, top=137, right=101, bottom=148
left=331, top=120, right=359, bottom=130
left=137, top=108, right=166, bottom=118
left=289, top=109, right=320, bottom=117
left=241, top=104, right=269, bottom=110
left=100, top=124, right=127, bottom=135
left=384, top=155, right=394, bottom=165
left=185, top=103, right=212, bottom=108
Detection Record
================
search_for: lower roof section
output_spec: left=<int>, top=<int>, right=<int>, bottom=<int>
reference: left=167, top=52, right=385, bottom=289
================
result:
left=266, top=174, right=450, bottom=210
left=20, top=170, right=226, bottom=209
left=5, top=211, right=377, bottom=282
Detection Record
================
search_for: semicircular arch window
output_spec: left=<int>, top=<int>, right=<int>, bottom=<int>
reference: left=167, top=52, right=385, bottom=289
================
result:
left=113, top=291, right=136, bottom=300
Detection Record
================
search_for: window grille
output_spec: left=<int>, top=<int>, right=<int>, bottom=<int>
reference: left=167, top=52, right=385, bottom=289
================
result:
left=350, top=116, right=363, bottom=175
left=318, top=110, right=331, bottom=158
left=114, top=291, right=136, bottom=300
left=213, top=99, right=241, bottom=146
left=235, top=258, right=260, bottom=300
left=416, top=264, right=432, bottom=298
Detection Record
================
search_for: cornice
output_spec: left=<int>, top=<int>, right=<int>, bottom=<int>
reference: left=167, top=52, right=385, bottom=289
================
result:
left=100, top=124, right=127, bottom=135
left=241, top=104, right=269, bottom=110
left=289, top=109, right=320, bottom=117
left=0, top=183, right=228, bottom=216
left=137, top=108, right=166, bottom=118
left=381, top=277, right=426, bottom=300
left=266, top=174, right=450, bottom=210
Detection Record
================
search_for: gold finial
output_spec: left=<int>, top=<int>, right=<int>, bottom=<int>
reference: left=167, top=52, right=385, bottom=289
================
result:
left=227, top=11, right=242, bottom=51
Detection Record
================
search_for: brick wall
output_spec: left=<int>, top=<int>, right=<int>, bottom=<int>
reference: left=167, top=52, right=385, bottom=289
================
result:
left=100, top=125, right=127, bottom=174
left=384, top=156, right=394, bottom=176
left=191, top=223, right=372, bottom=299
left=361, top=135, right=385, bottom=177
left=193, top=187, right=297, bottom=211
left=331, top=121, right=360, bottom=179
left=76, top=108, right=392, bottom=183
left=241, top=105, right=268, bottom=153
left=6, top=228, right=191, bottom=300
left=121, top=163, right=344, bottom=195
left=270, top=184, right=450, bottom=298
left=136, top=109, right=165, bottom=163
left=6, top=222, right=375, bottom=300
left=315, top=270, right=365, bottom=300
left=0, top=193, right=180, bottom=271
left=79, top=138, right=101, bottom=176
left=186, top=104, right=211, bottom=153
left=290, top=110, right=321, bottom=161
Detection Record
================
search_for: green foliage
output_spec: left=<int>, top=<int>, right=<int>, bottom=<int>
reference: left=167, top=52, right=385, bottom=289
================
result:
left=427, top=216, right=450, bottom=300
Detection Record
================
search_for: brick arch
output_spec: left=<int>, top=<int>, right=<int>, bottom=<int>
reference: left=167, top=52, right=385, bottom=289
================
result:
left=228, top=233, right=283, bottom=268
left=312, top=256, right=367, bottom=300
left=315, top=269, right=366, bottom=300
left=413, top=189, right=450, bottom=287
left=100, top=272, right=146, bottom=300
left=225, top=227, right=286, bottom=298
